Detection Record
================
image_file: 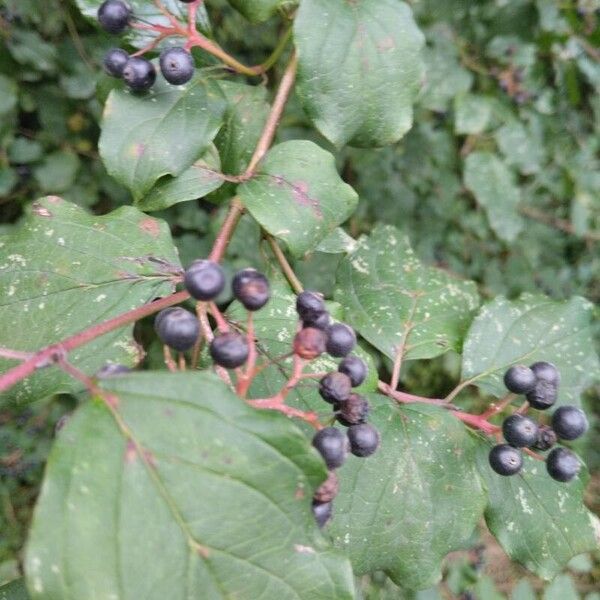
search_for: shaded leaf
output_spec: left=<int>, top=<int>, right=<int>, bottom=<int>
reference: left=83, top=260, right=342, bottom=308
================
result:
left=0, top=197, right=180, bottom=404
left=238, top=140, right=358, bottom=256
left=335, top=225, right=479, bottom=362
left=461, top=294, right=600, bottom=407
left=0, top=579, right=29, bottom=600
left=25, top=372, right=355, bottom=599
left=226, top=0, right=288, bottom=23
left=294, top=0, right=424, bottom=147
left=454, top=93, right=493, bottom=135
left=331, top=399, right=486, bottom=590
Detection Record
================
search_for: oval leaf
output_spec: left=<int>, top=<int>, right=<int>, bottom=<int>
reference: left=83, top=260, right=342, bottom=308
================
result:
left=238, top=140, right=358, bottom=257
left=25, top=372, right=355, bottom=599
left=0, top=197, right=180, bottom=404
left=294, top=0, right=425, bottom=147
left=330, top=399, right=487, bottom=590
left=99, top=72, right=226, bottom=201
left=461, top=294, right=600, bottom=407
left=335, top=225, right=480, bottom=361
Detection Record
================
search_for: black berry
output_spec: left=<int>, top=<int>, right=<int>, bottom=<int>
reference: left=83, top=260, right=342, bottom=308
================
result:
left=296, top=291, right=326, bottom=321
left=313, top=471, right=339, bottom=504
left=502, top=414, right=539, bottom=448
left=488, top=444, right=523, bottom=476
left=338, top=355, right=367, bottom=387
left=551, top=406, right=588, bottom=441
left=531, top=361, right=560, bottom=385
left=312, top=501, right=332, bottom=528
left=533, top=425, right=558, bottom=451
left=97, top=0, right=131, bottom=33
left=209, top=332, right=249, bottom=369
left=546, top=447, right=580, bottom=482
left=103, top=48, right=129, bottom=78
left=312, top=427, right=348, bottom=469
left=184, top=260, right=225, bottom=301
left=526, top=381, right=558, bottom=411
left=159, top=47, right=194, bottom=85
left=302, top=310, right=330, bottom=331
left=319, top=372, right=352, bottom=404
left=503, top=365, right=536, bottom=394
left=122, top=57, right=156, bottom=92
left=347, top=423, right=380, bottom=457
left=293, top=327, right=326, bottom=360
left=155, top=307, right=199, bottom=352
left=326, top=323, right=356, bottom=357
left=336, top=394, right=370, bottom=426
left=232, top=268, right=270, bottom=311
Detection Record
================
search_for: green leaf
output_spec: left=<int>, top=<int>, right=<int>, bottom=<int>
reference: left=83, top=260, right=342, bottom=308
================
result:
left=460, top=294, right=600, bottom=407
left=454, top=94, right=493, bottom=135
left=335, top=225, right=479, bottom=362
left=0, top=579, right=29, bottom=600
left=226, top=0, right=288, bottom=23
left=315, top=228, right=357, bottom=255
left=543, top=575, right=580, bottom=600
left=138, top=145, right=224, bottom=212
left=0, top=197, right=180, bottom=404
left=99, top=71, right=226, bottom=201
left=495, top=121, right=545, bottom=175
left=294, top=0, right=425, bottom=147
left=33, top=151, right=80, bottom=193
left=330, top=399, right=486, bottom=590
left=464, top=152, right=524, bottom=242
left=74, top=0, right=211, bottom=50
left=25, top=372, right=355, bottom=599
left=0, top=74, right=18, bottom=116
left=476, top=440, right=600, bottom=581
left=238, top=140, right=358, bottom=256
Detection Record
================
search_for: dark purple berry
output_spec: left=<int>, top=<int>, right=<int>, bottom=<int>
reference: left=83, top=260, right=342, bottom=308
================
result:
left=503, top=365, right=536, bottom=394
left=336, top=394, right=370, bottom=427
left=488, top=444, right=523, bottom=476
left=232, top=268, right=270, bottom=311
left=296, top=291, right=326, bottom=321
left=313, top=471, right=339, bottom=504
left=312, top=427, right=348, bottom=469
left=319, top=372, right=352, bottom=404
left=302, top=310, right=330, bottom=331
left=312, top=500, right=332, bottom=528
left=347, top=423, right=380, bottom=457
left=526, top=361, right=560, bottom=410
left=209, top=332, right=249, bottom=369
left=326, top=323, right=356, bottom=357
left=97, top=0, right=131, bottom=33
left=293, top=327, right=326, bottom=360
left=103, top=48, right=129, bottom=78
left=546, top=447, right=580, bottom=482
left=551, top=406, right=588, bottom=441
left=502, top=414, right=539, bottom=448
left=338, top=355, right=367, bottom=387
left=155, top=307, right=199, bottom=352
left=531, top=361, right=560, bottom=385
left=159, top=47, right=194, bottom=85
left=533, top=425, right=557, bottom=451
left=122, top=57, right=156, bottom=92
left=184, top=260, right=225, bottom=301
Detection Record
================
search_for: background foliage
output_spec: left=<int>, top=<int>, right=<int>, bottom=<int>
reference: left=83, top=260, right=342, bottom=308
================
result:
left=0, top=0, right=599, bottom=597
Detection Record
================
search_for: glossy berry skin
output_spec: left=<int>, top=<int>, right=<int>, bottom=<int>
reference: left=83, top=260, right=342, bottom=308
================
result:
left=336, top=394, right=370, bottom=427
left=338, top=355, right=367, bottom=387
left=155, top=307, right=199, bottom=352
left=312, top=501, right=332, bottom=528
left=347, top=423, right=380, bottom=457
left=97, top=0, right=131, bottom=33
left=503, top=365, right=536, bottom=394
left=159, top=47, right=194, bottom=85
left=502, top=414, right=539, bottom=448
left=319, top=372, right=352, bottom=404
left=302, top=310, right=330, bottom=331
left=296, top=291, right=326, bottom=321
left=231, top=269, right=270, bottom=311
left=531, top=361, right=560, bottom=385
left=526, top=381, right=558, bottom=410
left=103, top=48, right=129, bottom=78
left=209, top=332, right=249, bottom=369
left=533, top=425, right=557, bottom=451
left=312, top=427, right=348, bottom=469
left=546, top=447, right=580, bottom=482
left=122, top=57, right=156, bottom=92
left=184, top=260, right=225, bottom=301
left=313, top=471, right=339, bottom=504
left=488, top=444, right=523, bottom=476
left=326, top=323, right=356, bottom=357
left=551, top=406, right=588, bottom=441
left=293, top=327, right=326, bottom=360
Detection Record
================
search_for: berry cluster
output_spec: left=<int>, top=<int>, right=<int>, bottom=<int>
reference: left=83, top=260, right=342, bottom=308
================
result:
left=488, top=362, right=588, bottom=482
left=98, top=0, right=195, bottom=92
